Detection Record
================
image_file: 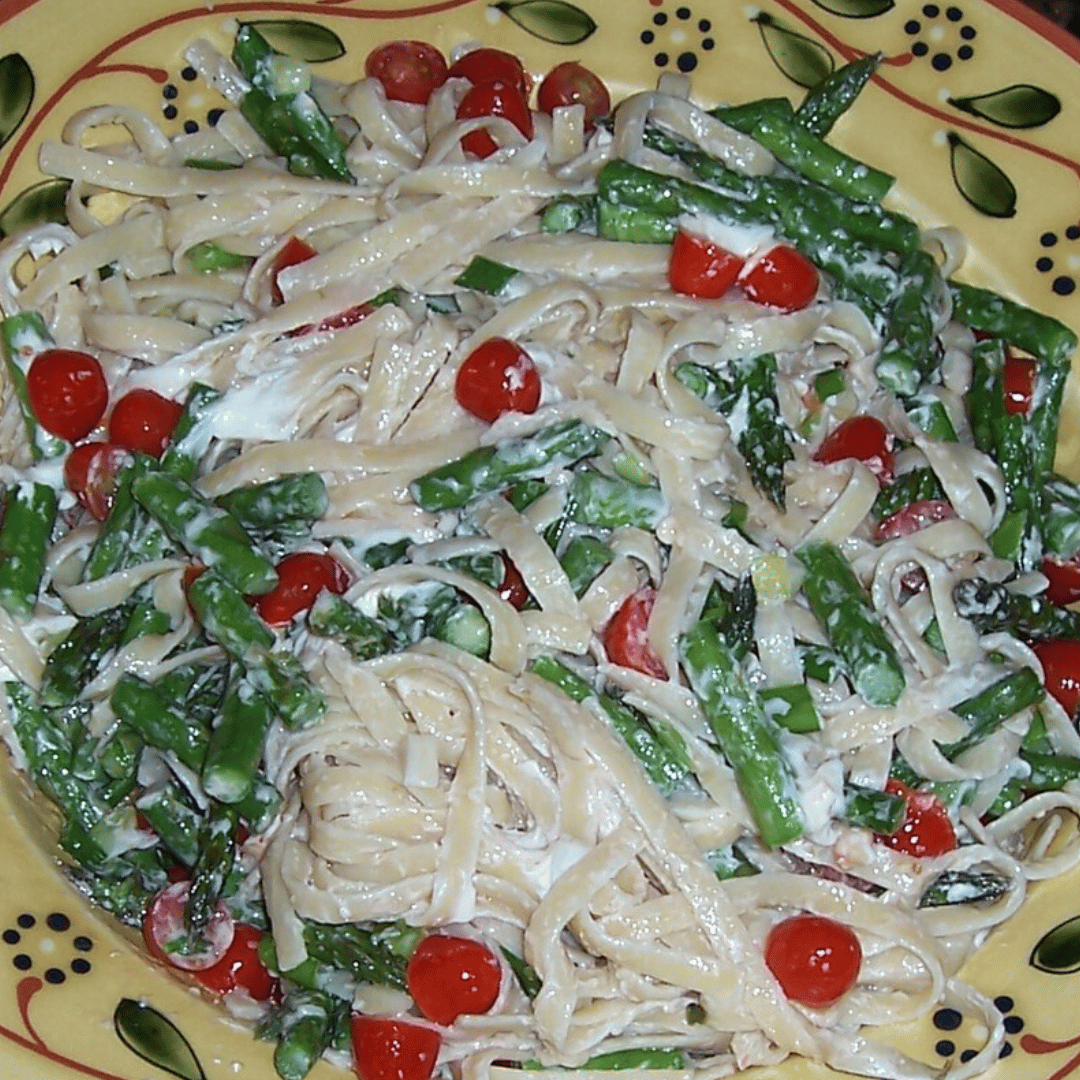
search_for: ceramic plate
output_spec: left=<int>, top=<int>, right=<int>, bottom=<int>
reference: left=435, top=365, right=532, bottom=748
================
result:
left=2, top=1, right=1080, bottom=1078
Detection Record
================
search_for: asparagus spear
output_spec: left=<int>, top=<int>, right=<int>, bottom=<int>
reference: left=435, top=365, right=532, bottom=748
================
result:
left=187, top=801, right=239, bottom=933
left=794, top=540, right=906, bottom=708
left=40, top=603, right=131, bottom=707
left=159, top=382, right=221, bottom=481
left=0, top=311, right=67, bottom=460
left=953, top=577, right=1080, bottom=641
left=940, top=668, right=1045, bottom=761
left=680, top=620, right=805, bottom=847
left=306, top=592, right=393, bottom=660
left=795, top=53, right=882, bottom=136
left=110, top=674, right=209, bottom=772
left=0, top=482, right=57, bottom=617
left=558, top=534, right=613, bottom=596
left=202, top=675, right=274, bottom=804
left=567, top=470, right=666, bottom=530
left=216, top=472, right=329, bottom=530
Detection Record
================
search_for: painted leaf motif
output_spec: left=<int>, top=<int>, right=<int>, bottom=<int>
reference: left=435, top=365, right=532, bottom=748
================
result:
left=114, top=999, right=207, bottom=1080
left=809, top=0, right=894, bottom=14
left=1031, top=915, right=1080, bottom=974
left=493, top=0, right=597, bottom=45
left=240, top=20, right=345, bottom=63
left=0, top=53, right=34, bottom=151
left=753, top=13, right=835, bottom=89
left=949, top=84, right=1061, bottom=129
left=947, top=133, right=1016, bottom=218
left=0, top=179, right=69, bottom=239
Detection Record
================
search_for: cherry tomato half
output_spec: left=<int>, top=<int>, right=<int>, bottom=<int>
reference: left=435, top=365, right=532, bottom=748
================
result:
left=498, top=555, right=530, bottom=610
left=456, top=80, right=534, bottom=159
left=406, top=935, right=502, bottom=1025
left=365, top=40, right=448, bottom=105
left=537, top=61, right=611, bottom=130
left=1042, top=554, right=1080, bottom=607
left=143, top=881, right=234, bottom=972
left=603, top=587, right=668, bottom=681
left=764, top=913, right=862, bottom=1009
left=108, top=388, right=184, bottom=458
left=739, top=245, right=819, bottom=312
left=448, top=47, right=530, bottom=97
left=64, top=442, right=131, bottom=521
left=668, top=230, right=744, bottom=300
left=254, top=551, right=350, bottom=627
left=814, top=415, right=895, bottom=485
left=26, top=348, right=108, bottom=442
left=271, top=236, right=318, bottom=305
left=876, top=778, right=957, bottom=858
left=1003, top=349, right=1037, bottom=416
left=352, top=1016, right=441, bottom=1080
left=1033, top=639, right=1080, bottom=717
left=193, top=923, right=277, bottom=1001
left=874, top=499, right=957, bottom=543
left=454, top=337, right=541, bottom=423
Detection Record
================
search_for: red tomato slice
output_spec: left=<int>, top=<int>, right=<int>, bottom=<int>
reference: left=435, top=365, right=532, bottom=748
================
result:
left=365, top=40, right=448, bottom=105
left=448, top=47, right=530, bottom=97
left=668, top=230, right=744, bottom=300
left=603, top=587, right=668, bottom=681
left=739, top=245, right=819, bottom=312
left=764, top=913, right=861, bottom=1008
left=64, top=442, right=131, bottom=521
left=536, top=61, right=611, bottom=130
left=1033, top=639, right=1080, bottom=717
left=1003, top=349, right=1037, bottom=416
left=271, top=236, right=318, bottom=305
left=497, top=555, right=530, bottom=610
left=108, top=388, right=184, bottom=458
left=456, top=81, right=534, bottom=159
left=874, top=499, right=957, bottom=542
left=143, top=881, right=234, bottom=972
left=26, top=348, right=109, bottom=442
left=352, top=1016, right=441, bottom=1080
left=814, top=415, right=895, bottom=485
left=1042, top=554, right=1080, bottom=607
left=454, top=337, right=541, bottom=423
left=254, top=552, right=351, bottom=627
left=193, top=923, right=278, bottom=1001
left=289, top=302, right=375, bottom=339
left=406, top=935, right=501, bottom=1025
left=876, top=778, right=957, bottom=858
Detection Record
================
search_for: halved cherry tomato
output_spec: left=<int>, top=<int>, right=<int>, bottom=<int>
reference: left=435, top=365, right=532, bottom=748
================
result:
left=764, top=913, right=862, bottom=1009
left=814, top=415, right=894, bottom=485
left=1033, top=639, right=1080, bottom=717
left=448, top=47, right=530, bottom=97
left=1003, top=348, right=1037, bottom=416
left=874, top=499, right=957, bottom=543
left=668, top=230, right=744, bottom=300
left=454, top=337, right=541, bottom=423
left=739, top=245, right=819, bottom=312
left=456, top=81, right=534, bottom=159
left=603, top=587, right=668, bottom=681
left=64, top=442, right=130, bottom=521
left=26, top=348, right=108, bottom=442
left=108, top=388, right=184, bottom=458
left=352, top=1016, right=441, bottom=1080
left=271, top=236, right=318, bottom=305
left=365, top=40, right=448, bottom=105
left=1042, top=554, right=1080, bottom=607
left=876, top=778, right=957, bottom=858
left=254, top=551, right=350, bottom=627
left=537, top=61, right=611, bottom=130
left=498, top=555, right=530, bottom=610
left=193, top=923, right=277, bottom=1001
left=406, top=935, right=501, bottom=1025
left=143, top=881, right=234, bottom=972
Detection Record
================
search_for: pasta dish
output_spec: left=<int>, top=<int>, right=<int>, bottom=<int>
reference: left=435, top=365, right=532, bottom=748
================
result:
left=1, top=23, right=1079, bottom=1080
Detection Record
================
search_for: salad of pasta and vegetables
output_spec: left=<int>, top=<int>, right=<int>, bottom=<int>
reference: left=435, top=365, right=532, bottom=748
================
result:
left=1, top=20, right=1079, bottom=1080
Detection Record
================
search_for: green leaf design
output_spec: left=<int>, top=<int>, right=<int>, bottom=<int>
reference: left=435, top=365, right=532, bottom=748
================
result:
left=0, top=179, right=70, bottom=239
left=0, top=53, right=34, bottom=151
left=753, top=13, right=835, bottom=89
left=114, top=999, right=207, bottom=1080
left=947, top=132, right=1017, bottom=218
left=240, top=20, right=345, bottom=63
left=1031, top=915, right=1080, bottom=974
left=493, top=0, right=597, bottom=44
left=949, top=84, right=1061, bottom=129
left=809, top=0, right=894, bottom=14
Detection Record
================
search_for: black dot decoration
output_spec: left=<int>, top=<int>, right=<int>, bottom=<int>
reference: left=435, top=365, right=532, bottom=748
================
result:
left=1037, top=256, right=1054, bottom=272
left=1066, top=225, right=1080, bottom=241
left=905, top=7, right=978, bottom=67
left=654, top=52, right=669, bottom=67
left=912, top=42, right=930, bottom=56
left=183, top=119, right=199, bottom=135
left=17, top=914, right=35, bottom=930
left=905, top=18, right=921, bottom=32
left=640, top=6, right=717, bottom=72
left=936, top=995, right=1027, bottom=1062
left=957, top=45, right=974, bottom=60
left=935, top=1040, right=956, bottom=1057
left=946, top=5, right=963, bottom=19
left=43, top=968, right=65, bottom=985
left=71, top=958, right=92, bottom=975
left=13, top=954, right=31, bottom=971
left=1053, top=277, right=1076, bottom=296
left=960, top=1049, right=977, bottom=1064
left=677, top=52, right=698, bottom=72
left=960, top=24, right=977, bottom=38
left=46, top=913, right=70, bottom=932
left=163, top=105, right=178, bottom=121
left=2, top=930, right=19, bottom=945
left=1034, top=224, right=1079, bottom=297
left=653, top=11, right=668, bottom=25
left=698, top=18, right=711, bottom=31
left=181, top=65, right=197, bottom=81
left=73, top=936, right=93, bottom=952
left=999, top=1043, right=1014, bottom=1059
left=932, top=53, right=952, bottom=70
left=163, top=83, right=178, bottom=100
left=207, top=108, right=225, bottom=127
left=676, top=6, right=691, bottom=18
left=1003, top=1015, right=1025, bottom=1035
left=923, top=3, right=940, bottom=15
left=641, top=30, right=655, bottom=43
left=702, top=38, right=715, bottom=50
left=934, top=1008, right=963, bottom=1031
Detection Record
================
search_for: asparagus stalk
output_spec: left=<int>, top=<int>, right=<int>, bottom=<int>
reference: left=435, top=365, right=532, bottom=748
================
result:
left=202, top=675, right=274, bottom=804
left=0, top=311, right=68, bottom=460
left=0, top=482, right=58, bottom=617
left=216, top=472, right=329, bottom=530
